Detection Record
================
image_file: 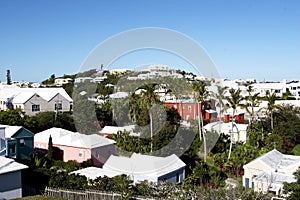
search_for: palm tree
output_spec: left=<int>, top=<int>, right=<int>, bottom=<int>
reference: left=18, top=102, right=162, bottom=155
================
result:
left=265, top=90, right=281, bottom=132
left=242, top=85, right=261, bottom=127
left=212, top=85, right=228, bottom=120
left=226, top=88, right=243, bottom=160
left=137, top=83, right=160, bottom=152
left=192, top=81, right=209, bottom=162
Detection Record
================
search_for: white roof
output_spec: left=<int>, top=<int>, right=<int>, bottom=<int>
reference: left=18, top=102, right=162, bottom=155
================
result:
left=35, top=127, right=115, bottom=149
left=0, top=85, right=72, bottom=102
left=11, top=92, right=36, bottom=104
left=244, top=149, right=300, bottom=173
left=0, top=156, right=28, bottom=175
left=109, top=92, right=128, bottom=99
left=99, top=125, right=135, bottom=135
left=103, top=153, right=185, bottom=178
left=0, top=125, right=22, bottom=138
left=70, top=167, right=122, bottom=180
left=254, top=172, right=296, bottom=192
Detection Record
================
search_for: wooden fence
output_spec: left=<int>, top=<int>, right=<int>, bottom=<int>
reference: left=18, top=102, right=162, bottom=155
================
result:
left=44, top=187, right=157, bottom=200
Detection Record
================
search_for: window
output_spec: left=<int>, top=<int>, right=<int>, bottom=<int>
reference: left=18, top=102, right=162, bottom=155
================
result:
left=78, top=150, right=83, bottom=158
left=55, top=103, right=62, bottom=110
left=176, top=173, right=180, bottom=183
left=20, top=139, right=25, bottom=147
left=245, top=178, right=249, bottom=188
left=188, top=105, right=192, bottom=111
left=274, top=89, right=281, bottom=94
left=32, top=104, right=40, bottom=112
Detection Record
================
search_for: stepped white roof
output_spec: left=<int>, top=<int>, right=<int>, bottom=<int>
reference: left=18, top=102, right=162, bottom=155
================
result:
left=35, top=127, right=115, bottom=149
left=103, top=153, right=185, bottom=178
left=244, top=149, right=300, bottom=173
left=0, top=156, right=28, bottom=175
left=70, top=167, right=122, bottom=180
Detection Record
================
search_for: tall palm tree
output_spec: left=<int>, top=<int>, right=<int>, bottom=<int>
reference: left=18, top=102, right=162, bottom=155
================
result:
left=212, top=85, right=228, bottom=120
left=226, top=88, right=243, bottom=160
left=265, top=90, right=281, bottom=132
left=137, top=83, right=160, bottom=152
left=192, top=81, right=209, bottom=162
left=242, top=85, right=261, bottom=127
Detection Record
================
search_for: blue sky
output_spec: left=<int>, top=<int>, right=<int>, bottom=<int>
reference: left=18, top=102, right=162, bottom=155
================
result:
left=0, top=0, right=299, bottom=82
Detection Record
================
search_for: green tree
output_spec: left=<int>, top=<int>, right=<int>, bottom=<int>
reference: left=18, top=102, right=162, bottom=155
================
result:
left=136, top=83, right=160, bottom=152
left=193, top=81, right=209, bottom=162
left=47, top=135, right=54, bottom=163
left=6, top=69, right=11, bottom=85
left=283, top=170, right=300, bottom=200
left=226, top=88, right=243, bottom=160
left=265, top=90, right=281, bottom=132
left=242, top=85, right=261, bottom=126
left=211, top=85, right=228, bottom=120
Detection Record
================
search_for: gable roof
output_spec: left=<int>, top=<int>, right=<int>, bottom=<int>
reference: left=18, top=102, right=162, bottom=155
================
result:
left=0, top=125, right=34, bottom=139
left=0, top=85, right=73, bottom=103
left=103, top=153, right=186, bottom=178
left=11, top=92, right=38, bottom=104
left=0, top=156, right=28, bottom=175
left=244, top=149, right=300, bottom=173
left=35, top=127, right=115, bottom=149
left=0, top=125, right=22, bottom=138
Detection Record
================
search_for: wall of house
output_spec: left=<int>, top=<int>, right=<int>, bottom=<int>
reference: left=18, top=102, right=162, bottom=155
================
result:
left=164, top=102, right=211, bottom=122
left=91, top=144, right=115, bottom=167
left=243, top=162, right=270, bottom=189
left=57, top=145, right=91, bottom=163
left=23, top=94, right=48, bottom=116
left=47, top=93, right=72, bottom=112
left=157, top=167, right=185, bottom=184
left=0, top=170, right=23, bottom=199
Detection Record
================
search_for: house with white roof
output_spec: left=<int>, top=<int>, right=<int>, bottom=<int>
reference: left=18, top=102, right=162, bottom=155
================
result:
left=54, top=78, right=73, bottom=86
left=0, top=85, right=73, bottom=115
left=103, top=153, right=186, bottom=184
left=243, top=149, right=300, bottom=195
left=34, top=127, right=116, bottom=167
left=71, top=153, right=185, bottom=185
left=0, top=156, right=28, bottom=199
left=0, top=125, right=34, bottom=160
left=204, top=121, right=248, bottom=143
left=99, top=125, right=138, bottom=137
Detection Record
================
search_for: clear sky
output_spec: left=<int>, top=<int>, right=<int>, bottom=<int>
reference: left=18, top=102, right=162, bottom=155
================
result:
left=0, top=0, right=299, bottom=82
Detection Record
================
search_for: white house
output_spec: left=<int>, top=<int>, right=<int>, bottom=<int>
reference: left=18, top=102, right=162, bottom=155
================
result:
left=34, top=127, right=116, bottom=167
left=0, top=157, right=28, bottom=199
left=103, top=153, right=186, bottom=184
left=71, top=153, right=185, bottom=185
left=243, top=149, right=300, bottom=195
left=204, top=121, right=248, bottom=143
left=0, top=85, right=73, bottom=115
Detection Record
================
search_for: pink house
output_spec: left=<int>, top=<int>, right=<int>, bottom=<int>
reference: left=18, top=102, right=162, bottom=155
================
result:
left=34, top=127, right=116, bottom=167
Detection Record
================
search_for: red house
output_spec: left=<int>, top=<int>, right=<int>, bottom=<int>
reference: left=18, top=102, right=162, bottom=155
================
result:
left=164, top=100, right=216, bottom=123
